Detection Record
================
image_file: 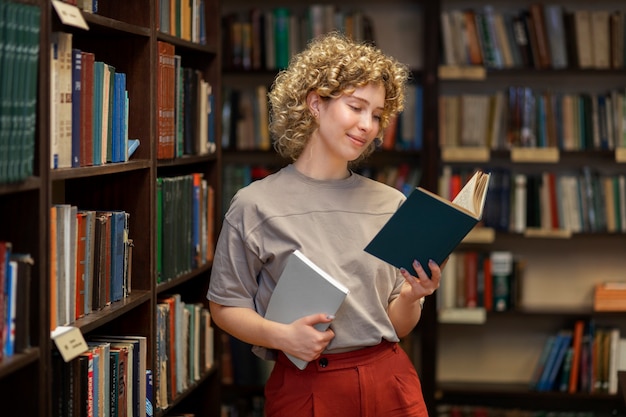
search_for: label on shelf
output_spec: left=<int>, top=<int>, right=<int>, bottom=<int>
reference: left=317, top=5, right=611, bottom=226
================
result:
left=510, top=147, right=559, bottom=163
left=616, top=147, right=626, bottom=163
left=438, top=308, right=487, bottom=324
left=438, top=65, right=487, bottom=81
left=523, top=228, right=572, bottom=239
left=51, top=326, right=89, bottom=362
left=463, top=227, right=495, bottom=244
left=441, top=146, right=490, bottom=162
left=52, top=0, right=89, bottom=30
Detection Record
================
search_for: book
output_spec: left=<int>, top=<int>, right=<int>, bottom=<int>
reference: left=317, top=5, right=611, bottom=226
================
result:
left=156, top=41, right=175, bottom=159
left=567, top=319, right=585, bottom=394
left=264, top=249, right=350, bottom=370
left=127, top=139, right=139, bottom=158
left=365, top=170, right=491, bottom=276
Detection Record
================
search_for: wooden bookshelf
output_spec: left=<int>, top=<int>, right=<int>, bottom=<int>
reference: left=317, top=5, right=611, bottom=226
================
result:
left=435, top=1, right=626, bottom=416
left=216, top=0, right=443, bottom=414
left=0, top=0, right=222, bottom=416
left=219, top=1, right=626, bottom=416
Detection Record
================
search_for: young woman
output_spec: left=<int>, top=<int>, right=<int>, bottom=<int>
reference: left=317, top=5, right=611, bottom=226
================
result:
left=208, top=32, right=442, bottom=417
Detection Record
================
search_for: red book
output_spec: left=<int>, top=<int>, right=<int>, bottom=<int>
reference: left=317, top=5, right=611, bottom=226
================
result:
left=464, top=251, right=479, bottom=307
left=382, top=115, right=398, bottom=150
left=568, top=319, right=585, bottom=393
left=80, top=52, right=95, bottom=166
left=157, top=41, right=176, bottom=159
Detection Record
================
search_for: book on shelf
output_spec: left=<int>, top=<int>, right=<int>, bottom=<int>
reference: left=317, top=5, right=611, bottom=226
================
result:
left=264, top=249, right=350, bottom=370
left=157, top=41, right=176, bottom=159
left=365, top=170, right=491, bottom=277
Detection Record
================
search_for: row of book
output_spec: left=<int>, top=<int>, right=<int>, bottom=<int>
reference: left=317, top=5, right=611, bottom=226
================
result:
left=0, top=241, right=32, bottom=360
left=157, top=0, right=208, bottom=44
left=441, top=5, right=626, bottom=70
left=156, top=173, right=215, bottom=284
left=475, top=168, right=626, bottom=235
left=220, top=333, right=273, bottom=388
left=439, top=87, right=626, bottom=151
left=221, top=84, right=422, bottom=153
left=221, top=85, right=270, bottom=151
left=379, top=84, right=424, bottom=152
left=50, top=206, right=132, bottom=329
left=221, top=163, right=422, bottom=217
left=221, top=395, right=265, bottom=417
left=0, top=2, right=40, bottom=183
left=222, top=5, right=374, bottom=71
left=438, top=250, right=523, bottom=316
left=52, top=334, right=148, bottom=417
left=529, top=320, right=626, bottom=395
left=156, top=41, right=216, bottom=160
left=156, top=294, right=214, bottom=411
left=221, top=82, right=422, bottom=153
left=51, top=32, right=132, bottom=169
left=356, top=163, right=422, bottom=198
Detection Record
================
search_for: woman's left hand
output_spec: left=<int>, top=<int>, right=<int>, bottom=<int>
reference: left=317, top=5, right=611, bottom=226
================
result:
left=398, top=258, right=444, bottom=302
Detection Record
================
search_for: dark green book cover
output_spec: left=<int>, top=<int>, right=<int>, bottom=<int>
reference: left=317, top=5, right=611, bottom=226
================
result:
left=365, top=171, right=490, bottom=276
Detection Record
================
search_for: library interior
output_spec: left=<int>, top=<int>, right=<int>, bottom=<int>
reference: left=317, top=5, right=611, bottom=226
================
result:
left=0, top=0, right=625, bottom=416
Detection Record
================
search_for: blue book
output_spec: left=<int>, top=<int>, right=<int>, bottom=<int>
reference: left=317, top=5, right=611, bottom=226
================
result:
left=108, top=210, right=127, bottom=302
left=127, top=139, right=140, bottom=158
left=529, top=335, right=556, bottom=389
left=4, top=258, right=16, bottom=356
left=71, top=48, right=82, bottom=167
left=192, top=174, right=201, bottom=268
left=537, top=330, right=573, bottom=391
left=146, top=369, right=153, bottom=417
left=112, top=72, right=126, bottom=162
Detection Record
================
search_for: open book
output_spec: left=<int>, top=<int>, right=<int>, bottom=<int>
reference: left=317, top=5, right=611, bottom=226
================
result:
left=264, top=250, right=350, bottom=370
left=364, top=170, right=491, bottom=276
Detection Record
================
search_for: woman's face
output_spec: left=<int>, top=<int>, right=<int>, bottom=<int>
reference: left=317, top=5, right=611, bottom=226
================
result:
left=314, top=83, right=385, bottom=163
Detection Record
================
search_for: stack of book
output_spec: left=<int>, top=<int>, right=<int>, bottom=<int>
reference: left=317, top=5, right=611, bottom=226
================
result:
left=594, top=282, right=626, bottom=311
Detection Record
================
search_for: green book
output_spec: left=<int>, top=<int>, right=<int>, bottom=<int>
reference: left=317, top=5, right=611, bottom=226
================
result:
left=365, top=170, right=491, bottom=276
left=156, top=177, right=163, bottom=283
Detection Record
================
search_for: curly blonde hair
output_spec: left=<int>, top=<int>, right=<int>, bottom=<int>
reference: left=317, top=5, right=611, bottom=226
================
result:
left=268, top=32, right=410, bottom=166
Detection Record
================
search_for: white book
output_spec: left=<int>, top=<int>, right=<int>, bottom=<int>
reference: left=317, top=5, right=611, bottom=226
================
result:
left=264, top=250, right=350, bottom=370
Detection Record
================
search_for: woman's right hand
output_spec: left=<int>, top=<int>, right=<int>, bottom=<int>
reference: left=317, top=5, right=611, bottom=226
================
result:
left=280, top=313, right=335, bottom=362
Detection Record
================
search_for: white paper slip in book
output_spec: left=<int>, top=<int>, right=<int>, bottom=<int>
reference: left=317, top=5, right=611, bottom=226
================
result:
left=264, top=249, right=350, bottom=370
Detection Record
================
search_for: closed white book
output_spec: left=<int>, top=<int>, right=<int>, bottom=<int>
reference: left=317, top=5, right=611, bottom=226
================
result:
left=264, top=250, right=350, bottom=370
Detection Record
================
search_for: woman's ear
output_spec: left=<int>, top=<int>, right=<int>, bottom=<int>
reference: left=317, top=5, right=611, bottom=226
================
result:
left=306, top=91, right=320, bottom=118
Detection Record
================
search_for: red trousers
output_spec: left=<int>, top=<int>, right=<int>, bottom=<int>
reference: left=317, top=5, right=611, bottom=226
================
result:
left=264, top=341, right=429, bottom=417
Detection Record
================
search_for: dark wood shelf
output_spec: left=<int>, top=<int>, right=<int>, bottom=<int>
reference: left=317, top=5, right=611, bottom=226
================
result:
left=437, top=382, right=626, bottom=413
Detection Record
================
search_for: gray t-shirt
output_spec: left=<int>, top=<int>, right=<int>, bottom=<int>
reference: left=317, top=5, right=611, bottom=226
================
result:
left=207, top=164, right=407, bottom=360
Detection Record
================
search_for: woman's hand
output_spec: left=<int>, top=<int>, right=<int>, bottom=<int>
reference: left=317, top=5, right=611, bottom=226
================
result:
left=388, top=258, right=445, bottom=337
left=280, top=313, right=336, bottom=362
left=398, top=258, right=444, bottom=303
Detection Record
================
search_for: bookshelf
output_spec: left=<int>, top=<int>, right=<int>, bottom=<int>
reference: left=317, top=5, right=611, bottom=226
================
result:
left=217, top=0, right=626, bottom=417
left=434, top=0, right=626, bottom=416
left=0, top=0, right=222, bottom=416
left=217, top=0, right=444, bottom=415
